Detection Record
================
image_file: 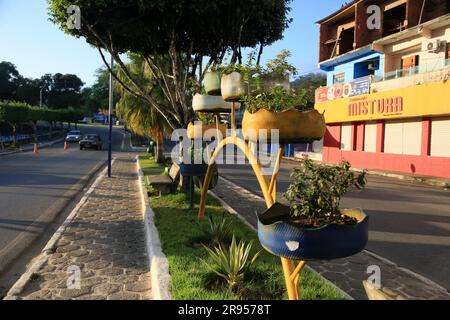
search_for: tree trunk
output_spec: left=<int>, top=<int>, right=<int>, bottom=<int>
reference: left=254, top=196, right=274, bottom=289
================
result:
left=12, top=124, right=17, bottom=147
left=155, top=131, right=165, bottom=164
left=32, top=121, right=38, bottom=143
left=49, top=122, right=53, bottom=140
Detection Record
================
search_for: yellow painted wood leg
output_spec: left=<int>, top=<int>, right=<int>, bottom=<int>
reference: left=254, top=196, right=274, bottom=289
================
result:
left=198, top=137, right=273, bottom=220
left=291, top=261, right=306, bottom=300
left=281, top=258, right=299, bottom=300
left=269, top=145, right=285, bottom=202
left=231, top=102, right=236, bottom=136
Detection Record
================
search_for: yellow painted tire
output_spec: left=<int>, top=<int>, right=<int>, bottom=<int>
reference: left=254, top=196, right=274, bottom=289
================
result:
left=242, top=109, right=326, bottom=143
left=187, top=123, right=227, bottom=141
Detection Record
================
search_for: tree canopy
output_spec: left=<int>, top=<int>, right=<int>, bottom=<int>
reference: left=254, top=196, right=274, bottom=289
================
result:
left=48, top=0, right=293, bottom=129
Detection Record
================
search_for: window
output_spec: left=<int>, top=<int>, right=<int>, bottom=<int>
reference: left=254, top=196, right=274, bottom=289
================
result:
left=333, top=72, right=345, bottom=84
left=446, top=43, right=450, bottom=65
left=341, top=124, right=353, bottom=151
left=431, top=117, right=450, bottom=158
left=338, top=27, right=355, bottom=55
left=384, top=120, right=422, bottom=156
left=354, top=58, right=380, bottom=79
left=364, top=122, right=377, bottom=153
left=383, top=3, right=407, bottom=37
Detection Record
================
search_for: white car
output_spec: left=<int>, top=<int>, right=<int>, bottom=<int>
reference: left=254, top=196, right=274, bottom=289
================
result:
left=65, top=130, right=82, bottom=143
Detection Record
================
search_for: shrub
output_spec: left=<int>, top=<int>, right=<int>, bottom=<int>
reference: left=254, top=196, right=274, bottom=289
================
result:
left=202, top=235, right=260, bottom=291
left=205, top=214, right=232, bottom=246
left=283, top=159, right=367, bottom=227
left=240, top=86, right=308, bottom=113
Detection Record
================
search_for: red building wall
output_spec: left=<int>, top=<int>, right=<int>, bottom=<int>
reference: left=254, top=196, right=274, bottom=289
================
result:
left=322, top=118, right=450, bottom=179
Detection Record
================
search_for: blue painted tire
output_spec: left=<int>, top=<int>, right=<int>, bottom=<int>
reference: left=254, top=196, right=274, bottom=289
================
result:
left=258, top=203, right=369, bottom=261
left=179, top=163, right=209, bottom=177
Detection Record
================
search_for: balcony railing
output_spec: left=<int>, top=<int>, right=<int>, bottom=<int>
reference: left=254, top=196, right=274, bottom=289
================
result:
left=373, top=58, right=450, bottom=83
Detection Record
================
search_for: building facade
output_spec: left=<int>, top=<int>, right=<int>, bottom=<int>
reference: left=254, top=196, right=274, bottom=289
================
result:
left=314, top=0, right=450, bottom=178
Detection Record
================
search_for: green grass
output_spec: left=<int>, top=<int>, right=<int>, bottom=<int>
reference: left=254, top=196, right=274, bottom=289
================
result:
left=139, top=157, right=346, bottom=300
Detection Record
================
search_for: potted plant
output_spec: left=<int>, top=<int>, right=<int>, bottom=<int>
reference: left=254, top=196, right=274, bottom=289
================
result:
left=220, top=64, right=251, bottom=102
left=258, top=159, right=369, bottom=261
left=241, top=86, right=326, bottom=143
left=187, top=113, right=227, bottom=141
left=204, top=68, right=222, bottom=96
left=258, top=49, right=297, bottom=93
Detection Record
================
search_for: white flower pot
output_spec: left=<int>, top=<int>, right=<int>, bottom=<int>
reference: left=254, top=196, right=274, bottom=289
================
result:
left=192, top=94, right=239, bottom=113
left=221, top=72, right=247, bottom=102
left=204, top=72, right=222, bottom=96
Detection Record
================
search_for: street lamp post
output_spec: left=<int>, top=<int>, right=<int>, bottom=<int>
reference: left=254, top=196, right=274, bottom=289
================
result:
left=39, top=87, right=45, bottom=107
left=108, top=56, right=114, bottom=178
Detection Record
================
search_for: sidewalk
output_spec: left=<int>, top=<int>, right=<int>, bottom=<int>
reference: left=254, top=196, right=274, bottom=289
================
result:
left=212, top=177, right=450, bottom=300
left=0, top=137, right=65, bottom=156
left=6, top=154, right=152, bottom=300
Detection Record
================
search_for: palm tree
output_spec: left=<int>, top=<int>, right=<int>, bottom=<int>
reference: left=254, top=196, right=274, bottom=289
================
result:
left=115, top=54, right=171, bottom=164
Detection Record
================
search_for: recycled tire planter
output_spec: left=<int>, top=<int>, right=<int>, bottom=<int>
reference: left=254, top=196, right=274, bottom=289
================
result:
left=204, top=72, right=222, bottom=96
left=242, top=109, right=326, bottom=144
left=179, top=163, right=209, bottom=177
left=257, top=203, right=369, bottom=261
left=187, top=123, right=227, bottom=141
left=192, top=94, right=239, bottom=113
left=194, top=163, right=219, bottom=190
left=221, top=72, right=247, bottom=102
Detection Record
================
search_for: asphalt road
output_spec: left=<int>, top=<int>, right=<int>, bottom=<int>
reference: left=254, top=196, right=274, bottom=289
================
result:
left=0, top=125, right=130, bottom=278
left=219, top=158, right=450, bottom=291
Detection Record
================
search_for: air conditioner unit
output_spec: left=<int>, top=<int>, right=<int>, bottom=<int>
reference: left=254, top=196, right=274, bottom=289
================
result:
left=427, top=40, right=443, bottom=53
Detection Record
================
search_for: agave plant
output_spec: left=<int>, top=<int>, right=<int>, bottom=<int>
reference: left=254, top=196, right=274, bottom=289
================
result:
left=202, top=236, right=261, bottom=290
left=206, top=214, right=232, bottom=246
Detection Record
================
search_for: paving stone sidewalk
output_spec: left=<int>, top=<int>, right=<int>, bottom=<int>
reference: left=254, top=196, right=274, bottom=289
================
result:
left=16, top=154, right=152, bottom=300
left=212, top=177, right=450, bottom=300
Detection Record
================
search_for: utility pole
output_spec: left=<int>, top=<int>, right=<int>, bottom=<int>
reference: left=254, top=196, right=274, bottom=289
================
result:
left=108, top=56, right=114, bottom=178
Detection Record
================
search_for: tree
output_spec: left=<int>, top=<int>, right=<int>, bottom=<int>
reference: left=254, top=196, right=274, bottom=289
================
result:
left=48, top=0, right=293, bottom=130
left=46, top=73, right=85, bottom=109
left=0, top=102, right=30, bottom=145
left=291, top=72, right=327, bottom=109
left=115, top=54, right=171, bottom=164
left=82, top=67, right=114, bottom=115
left=0, top=62, right=21, bottom=101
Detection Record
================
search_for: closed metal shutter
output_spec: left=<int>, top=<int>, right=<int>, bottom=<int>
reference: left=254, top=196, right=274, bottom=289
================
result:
left=341, top=124, right=353, bottom=151
left=384, top=119, right=422, bottom=156
left=431, top=117, right=450, bottom=158
left=364, top=122, right=377, bottom=153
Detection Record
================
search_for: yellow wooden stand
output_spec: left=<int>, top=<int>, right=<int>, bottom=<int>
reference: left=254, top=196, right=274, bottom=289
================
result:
left=197, top=103, right=306, bottom=300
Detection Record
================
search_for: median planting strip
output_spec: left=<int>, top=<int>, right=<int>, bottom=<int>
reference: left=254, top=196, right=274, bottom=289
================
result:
left=139, top=155, right=346, bottom=300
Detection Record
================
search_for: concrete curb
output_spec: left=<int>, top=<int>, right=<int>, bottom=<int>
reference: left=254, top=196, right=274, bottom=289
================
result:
left=3, top=160, right=114, bottom=300
left=0, top=138, right=65, bottom=157
left=210, top=178, right=354, bottom=301
left=136, top=156, right=172, bottom=301
left=284, top=157, right=450, bottom=189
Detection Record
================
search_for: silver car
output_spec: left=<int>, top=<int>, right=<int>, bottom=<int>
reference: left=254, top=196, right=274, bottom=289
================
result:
left=66, top=130, right=82, bottom=143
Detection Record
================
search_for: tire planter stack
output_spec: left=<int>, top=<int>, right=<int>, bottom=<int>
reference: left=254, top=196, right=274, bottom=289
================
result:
left=257, top=203, right=369, bottom=261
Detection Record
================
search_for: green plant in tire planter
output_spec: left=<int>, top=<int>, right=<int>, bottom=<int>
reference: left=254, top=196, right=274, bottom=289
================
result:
left=202, top=235, right=261, bottom=291
left=258, top=159, right=369, bottom=261
left=283, top=159, right=367, bottom=228
left=241, top=86, right=308, bottom=113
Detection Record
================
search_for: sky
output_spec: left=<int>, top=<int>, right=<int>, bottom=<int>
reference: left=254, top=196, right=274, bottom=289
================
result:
left=0, top=0, right=349, bottom=87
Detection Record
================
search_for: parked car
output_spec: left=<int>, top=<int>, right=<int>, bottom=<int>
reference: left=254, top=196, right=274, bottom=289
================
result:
left=66, top=130, right=82, bottom=143
left=78, top=117, right=92, bottom=124
left=79, top=134, right=103, bottom=150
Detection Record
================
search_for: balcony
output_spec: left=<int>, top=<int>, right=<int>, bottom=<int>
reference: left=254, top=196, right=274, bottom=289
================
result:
left=371, top=58, right=450, bottom=92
